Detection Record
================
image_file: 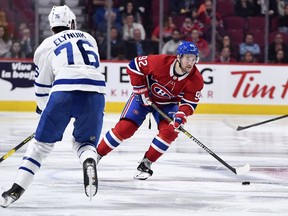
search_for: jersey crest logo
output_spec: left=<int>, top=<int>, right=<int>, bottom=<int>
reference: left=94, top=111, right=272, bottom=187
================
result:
left=151, top=83, right=174, bottom=99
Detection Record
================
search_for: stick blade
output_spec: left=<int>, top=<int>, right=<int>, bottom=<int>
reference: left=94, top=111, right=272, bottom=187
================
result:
left=235, top=163, right=250, bottom=175
left=236, top=126, right=245, bottom=131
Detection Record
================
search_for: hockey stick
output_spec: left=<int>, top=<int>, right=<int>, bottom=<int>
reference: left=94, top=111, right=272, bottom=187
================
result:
left=150, top=103, right=250, bottom=175
left=236, top=114, right=288, bottom=131
left=0, top=133, right=35, bottom=163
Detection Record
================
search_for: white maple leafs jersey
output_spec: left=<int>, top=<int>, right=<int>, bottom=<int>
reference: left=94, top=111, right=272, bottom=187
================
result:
left=33, top=29, right=106, bottom=111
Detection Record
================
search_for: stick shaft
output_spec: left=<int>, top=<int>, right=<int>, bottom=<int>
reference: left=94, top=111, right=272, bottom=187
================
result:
left=150, top=104, right=237, bottom=174
left=0, top=133, right=35, bottom=163
left=237, top=114, right=288, bottom=131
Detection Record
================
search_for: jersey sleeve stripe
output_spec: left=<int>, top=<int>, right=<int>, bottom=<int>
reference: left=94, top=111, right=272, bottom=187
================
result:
left=127, top=59, right=143, bottom=76
left=53, top=78, right=106, bottom=86
left=34, top=82, right=52, bottom=88
left=35, top=93, right=49, bottom=97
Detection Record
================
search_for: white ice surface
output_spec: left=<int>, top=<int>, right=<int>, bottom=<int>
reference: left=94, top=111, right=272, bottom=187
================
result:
left=0, top=112, right=287, bottom=216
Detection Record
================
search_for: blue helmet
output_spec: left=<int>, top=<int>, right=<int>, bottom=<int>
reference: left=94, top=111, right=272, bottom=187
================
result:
left=176, top=41, right=199, bottom=57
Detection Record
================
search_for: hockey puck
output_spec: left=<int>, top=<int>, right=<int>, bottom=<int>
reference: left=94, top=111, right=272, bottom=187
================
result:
left=242, top=181, right=250, bottom=185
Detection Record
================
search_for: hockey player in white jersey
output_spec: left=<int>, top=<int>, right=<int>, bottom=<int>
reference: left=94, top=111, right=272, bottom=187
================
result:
left=1, top=5, right=105, bottom=207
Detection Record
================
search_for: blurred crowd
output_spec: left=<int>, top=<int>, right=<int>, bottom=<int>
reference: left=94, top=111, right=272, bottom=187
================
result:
left=0, top=0, right=35, bottom=59
left=1, top=0, right=288, bottom=63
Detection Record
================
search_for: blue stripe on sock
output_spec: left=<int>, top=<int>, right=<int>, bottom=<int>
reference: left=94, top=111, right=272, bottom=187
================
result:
left=106, top=131, right=120, bottom=148
left=23, top=157, right=41, bottom=168
left=77, top=143, right=96, bottom=158
left=152, top=138, right=169, bottom=151
left=77, top=143, right=95, bottom=152
left=79, top=150, right=96, bottom=158
left=19, top=166, right=35, bottom=175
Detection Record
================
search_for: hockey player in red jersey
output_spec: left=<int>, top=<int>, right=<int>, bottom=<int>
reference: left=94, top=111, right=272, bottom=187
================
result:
left=97, top=41, right=204, bottom=180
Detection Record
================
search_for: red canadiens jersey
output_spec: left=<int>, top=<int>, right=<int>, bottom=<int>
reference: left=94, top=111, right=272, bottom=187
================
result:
left=127, top=54, right=204, bottom=115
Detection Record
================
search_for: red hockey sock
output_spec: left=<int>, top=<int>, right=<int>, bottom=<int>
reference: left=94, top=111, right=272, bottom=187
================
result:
left=144, top=121, right=178, bottom=162
left=97, top=137, right=114, bottom=156
left=145, top=145, right=163, bottom=162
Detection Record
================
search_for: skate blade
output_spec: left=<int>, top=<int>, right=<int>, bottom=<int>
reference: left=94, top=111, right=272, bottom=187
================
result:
left=85, top=166, right=98, bottom=199
left=134, top=171, right=152, bottom=180
left=1, top=196, right=15, bottom=208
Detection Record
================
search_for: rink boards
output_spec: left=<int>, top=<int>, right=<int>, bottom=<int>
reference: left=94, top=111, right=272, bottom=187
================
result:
left=0, top=59, right=287, bottom=114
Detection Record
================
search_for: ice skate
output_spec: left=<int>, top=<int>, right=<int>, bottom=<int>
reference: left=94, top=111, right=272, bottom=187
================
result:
left=1, top=183, right=25, bottom=208
left=83, top=158, right=98, bottom=199
left=134, top=157, right=153, bottom=180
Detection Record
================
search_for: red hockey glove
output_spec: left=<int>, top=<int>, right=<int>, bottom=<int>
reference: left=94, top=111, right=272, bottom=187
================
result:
left=133, top=86, right=152, bottom=106
left=168, top=111, right=187, bottom=131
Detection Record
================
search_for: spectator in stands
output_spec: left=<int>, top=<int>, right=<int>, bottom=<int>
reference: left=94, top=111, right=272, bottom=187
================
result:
left=180, top=17, right=194, bottom=40
left=273, top=48, right=288, bottom=63
left=197, top=0, right=224, bottom=43
left=119, top=1, right=146, bottom=15
left=0, top=10, right=14, bottom=37
left=197, top=0, right=208, bottom=15
left=125, top=28, right=152, bottom=60
left=169, top=0, right=200, bottom=16
left=96, top=9, right=122, bottom=35
left=273, top=49, right=288, bottom=63
left=20, top=28, right=34, bottom=58
left=268, top=33, right=288, bottom=62
left=119, top=1, right=143, bottom=24
left=151, top=16, right=176, bottom=43
left=217, top=35, right=236, bottom=59
left=278, top=4, right=288, bottom=33
left=161, top=29, right=182, bottom=54
left=95, top=27, right=127, bottom=60
left=187, top=29, right=210, bottom=61
left=277, top=0, right=286, bottom=16
left=190, top=7, right=204, bottom=35
left=14, top=22, right=29, bottom=40
left=241, top=51, right=257, bottom=63
left=255, top=0, right=278, bottom=17
left=95, top=31, right=107, bottom=60
left=235, top=0, right=255, bottom=17
left=0, top=25, right=12, bottom=57
left=198, top=0, right=222, bottom=25
left=110, top=27, right=126, bottom=60
left=4, top=41, right=26, bottom=58
left=122, top=14, right=146, bottom=41
left=92, top=0, right=121, bottom=33
left=179, top=0, right=198, bottom=16
left=215, top=47, right=236, bottom=63
left=239, top=33, right=261, bottom=60
left=213, top=17, right=226, bottom=49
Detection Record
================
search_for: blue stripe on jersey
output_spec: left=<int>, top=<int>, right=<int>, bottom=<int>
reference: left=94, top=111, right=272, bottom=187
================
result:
left=53, top=78, right=106, bottom=87
left=106, top=131, right=121, bottom=148
left=23, top=156, right=41, bottom=168
left=34, top=82, right=52, bottom=88
left=128, top=59, right=138, bottom=71
left=35, top=93, right=49, bottom=97
left=133, top=85, right=146, bottom=89
left=180, top=99, right=198, bottom=110
left=19, top=166, right=35, bottom=175
left=152, top=138, right=169, bottom=151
